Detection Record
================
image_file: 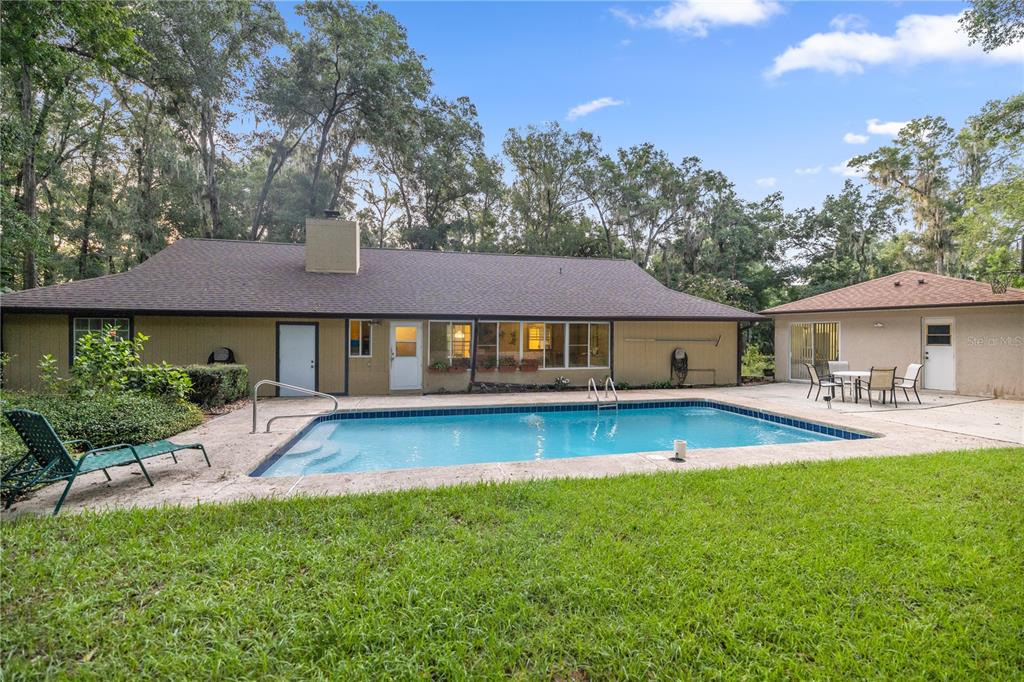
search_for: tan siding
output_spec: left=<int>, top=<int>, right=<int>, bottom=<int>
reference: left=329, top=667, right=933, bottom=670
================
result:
left=771, top=305, right=1023, bottom=398
left=135, top=316, right=345, bottom=394
left=613, top=321, right=738, bottom=386
left=347, top=319, right=392, bottom=396
left=1, top=314, right=70, bottom=391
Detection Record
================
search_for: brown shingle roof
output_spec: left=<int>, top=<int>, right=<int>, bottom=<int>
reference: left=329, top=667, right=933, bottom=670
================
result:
left=762, top=270, right=1024, bottom=315
left=1, top=239, right=763, bottom=321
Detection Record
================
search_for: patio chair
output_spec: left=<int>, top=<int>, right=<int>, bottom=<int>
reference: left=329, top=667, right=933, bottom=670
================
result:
left=804, top=363, right=844, bottom=402
left=856, top=367, right=898, bottom=408
left=1, top=409, right=209, bottom=515
left=896, top=363, right=923, bottom=404
left=827, top=360, right=854, bottom=395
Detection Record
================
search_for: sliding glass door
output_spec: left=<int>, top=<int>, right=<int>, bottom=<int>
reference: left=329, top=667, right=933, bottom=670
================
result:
left=790, top=322, right=839, bottom=380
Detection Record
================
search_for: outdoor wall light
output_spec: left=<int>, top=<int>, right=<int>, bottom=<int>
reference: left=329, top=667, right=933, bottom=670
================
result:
left=874, top=322, right=885, bottom=328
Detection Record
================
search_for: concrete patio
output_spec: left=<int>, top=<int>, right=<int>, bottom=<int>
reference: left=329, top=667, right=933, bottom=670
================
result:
left=4, top=383, right=1021, bottom=516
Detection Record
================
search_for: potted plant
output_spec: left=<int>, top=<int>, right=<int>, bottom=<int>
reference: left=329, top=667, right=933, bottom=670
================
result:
left=428, top=360, right=449, bottom=374
left=519, top=358, right=539, bottom=372
left=499, top=356, right=518, bottom=373
left=448, top=358, right=469, bottom=373
left=552, top=375, right=570, bottom=391
left=479, top=356, right=499, bottom=372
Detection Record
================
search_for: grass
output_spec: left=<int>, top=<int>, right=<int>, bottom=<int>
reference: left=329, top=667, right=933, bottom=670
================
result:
left=3, top=448, right=1022, bottom=680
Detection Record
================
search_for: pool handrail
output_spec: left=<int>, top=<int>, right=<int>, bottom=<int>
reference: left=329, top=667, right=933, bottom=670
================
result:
left=252, top=380, right=340, bottom=433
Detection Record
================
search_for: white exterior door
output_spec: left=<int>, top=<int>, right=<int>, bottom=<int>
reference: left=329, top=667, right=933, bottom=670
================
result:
left=278, top=323, right=317, bottom=395
left=923, top=318, right=955, bottom=391
left=390, top=322, right=422, bottom=390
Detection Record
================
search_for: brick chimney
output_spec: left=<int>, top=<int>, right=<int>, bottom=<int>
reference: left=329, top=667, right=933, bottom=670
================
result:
left=305, top=214, right=360, bottom=274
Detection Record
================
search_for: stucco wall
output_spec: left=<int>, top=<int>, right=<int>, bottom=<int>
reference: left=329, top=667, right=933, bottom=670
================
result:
left=772, top=305, right=1023, bottom=398
left=613, top=320, right=739, bottom=386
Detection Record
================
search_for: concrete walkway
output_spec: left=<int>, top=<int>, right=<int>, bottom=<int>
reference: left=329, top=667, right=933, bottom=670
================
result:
left=4, top=384, right=1021, bottom=516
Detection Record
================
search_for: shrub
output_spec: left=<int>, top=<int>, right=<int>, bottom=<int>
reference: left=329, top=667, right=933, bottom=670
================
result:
left=47, top=327, right=192, bottom=400
left=552, top=376, right=571, bottom=391
left=741, top=343, right=774, bottom=378
left=0, top=391, right=203, bottom=473
left=183, top=364, right=249, bottom=409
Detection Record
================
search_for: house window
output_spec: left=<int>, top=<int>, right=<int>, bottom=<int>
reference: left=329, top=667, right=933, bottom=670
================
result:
left=469, top=322, right=610, bottom=370
left=544, top=323, right=565, bottom=368
left=926, top=324, right=952, bottom=346
left=428, top=321, right=473, bottom=367
left=72, top=317, right=130, bottom=357
left=349, top=320, right=372, bottom=357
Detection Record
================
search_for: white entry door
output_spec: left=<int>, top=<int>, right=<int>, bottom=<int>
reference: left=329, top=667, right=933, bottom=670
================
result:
left=278, top=323, right=317, bottom=395
left=923, top=318, right=955, bottom=391
left=389, top=322, right=422, bottom=390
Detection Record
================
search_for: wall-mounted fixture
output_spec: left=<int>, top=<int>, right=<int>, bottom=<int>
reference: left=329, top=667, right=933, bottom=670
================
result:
left=873, top=322, right=885, bottom=328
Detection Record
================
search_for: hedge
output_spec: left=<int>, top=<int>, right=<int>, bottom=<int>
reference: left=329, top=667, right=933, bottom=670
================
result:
left=183, top=364, right=248, bottom=409
left=0, top=392, right=204, bottom=474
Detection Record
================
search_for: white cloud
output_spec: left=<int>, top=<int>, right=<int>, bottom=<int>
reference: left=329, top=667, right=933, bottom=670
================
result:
left=866, top=118, right=909, bottom=136
left=755, top=177, right=777, bottom=188
left=767, top=12, right=1024, bottom=78
left=829, top=158, right=867, bottom=178
left=613, top=0, right=781, bottom=37
left=843, top=132, right=869, bottom=144
left=829, top=13, right=867, bottom=32
left=566, top=97, right=624, bottom=121
left=794, top=166, right=822, bottom=175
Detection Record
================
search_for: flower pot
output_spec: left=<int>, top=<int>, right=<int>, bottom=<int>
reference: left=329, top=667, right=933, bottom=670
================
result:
left=447, top=366, right=467, bottom=373
left=498, top=366, right=518, bottom=373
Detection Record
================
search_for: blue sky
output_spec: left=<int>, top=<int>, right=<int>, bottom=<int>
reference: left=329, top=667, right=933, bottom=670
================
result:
left=276, top=1, right=1023, bottom=210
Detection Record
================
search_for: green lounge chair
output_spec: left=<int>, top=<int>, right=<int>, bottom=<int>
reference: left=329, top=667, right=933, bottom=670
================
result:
left=2, top=409, right=209, bottom=515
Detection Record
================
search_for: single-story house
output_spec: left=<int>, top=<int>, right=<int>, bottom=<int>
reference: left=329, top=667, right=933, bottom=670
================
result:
left=1, top=217, right=763, bottom=396
left=762, top=271, right=1024, bottom=398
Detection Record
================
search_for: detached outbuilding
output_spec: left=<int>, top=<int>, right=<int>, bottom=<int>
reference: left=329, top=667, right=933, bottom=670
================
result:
left=762, top=271, right=1024, bottom=399
left=1, top=217, right=763, bottom=396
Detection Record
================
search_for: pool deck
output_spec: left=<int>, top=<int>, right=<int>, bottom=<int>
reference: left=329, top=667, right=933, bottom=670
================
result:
left=4, top=383, right=1022, bottom=516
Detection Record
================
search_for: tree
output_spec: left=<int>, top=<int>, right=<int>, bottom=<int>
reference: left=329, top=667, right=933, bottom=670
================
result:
left=133, top=0, right=284, bottom=238
left=961, top=0, right=1024, bottom=51
left=851, top=117, right=959, bottom=274
left=296, top=0, right=429, bottom=220
left=793, top=181, right=902, bottom=294
left=503, top=123, right=600, bottom=255
left=1, top=0, right=142, bottom=288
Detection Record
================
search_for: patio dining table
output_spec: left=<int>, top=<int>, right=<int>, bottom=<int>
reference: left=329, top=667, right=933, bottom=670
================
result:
left=831, top=370, right=870, bottom=403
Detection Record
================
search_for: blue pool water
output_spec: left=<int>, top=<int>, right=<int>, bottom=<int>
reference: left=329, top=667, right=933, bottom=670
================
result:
left=256, top=403, right=846, bottom=476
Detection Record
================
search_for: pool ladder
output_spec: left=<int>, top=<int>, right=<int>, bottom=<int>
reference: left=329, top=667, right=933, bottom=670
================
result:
left=251, top=379, right=340, bottom=433
left=588, top=377, right=620, bottom=411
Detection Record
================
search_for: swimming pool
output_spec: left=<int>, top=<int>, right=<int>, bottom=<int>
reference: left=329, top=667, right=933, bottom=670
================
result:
left=254, top=400, right=869, bottom=476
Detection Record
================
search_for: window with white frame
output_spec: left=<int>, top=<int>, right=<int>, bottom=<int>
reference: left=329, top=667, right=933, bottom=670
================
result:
left=72, top=317, right=130, bottom=357
left=428, top=321, right=473, bottom=367
left=471, top=321, right=609, bottom=369
left=349, top=320, right=372, bottom=357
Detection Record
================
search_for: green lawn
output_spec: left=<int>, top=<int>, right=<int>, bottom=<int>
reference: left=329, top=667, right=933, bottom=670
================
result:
left=3, top=449, right=1022, bottom=680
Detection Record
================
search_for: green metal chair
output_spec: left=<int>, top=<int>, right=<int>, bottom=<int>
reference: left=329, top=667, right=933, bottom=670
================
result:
left=2, top=409, right=209, bottom=515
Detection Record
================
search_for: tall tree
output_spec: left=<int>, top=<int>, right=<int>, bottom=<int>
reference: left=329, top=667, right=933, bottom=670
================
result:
left=503, top=123, right=599, bottom=255
left=134, top=0, right=284, bottom=238
left=851, top=118, right=959, bottom=274
left=296, top=0, right=429, bottom=220
left=1, top=0, right=141, bottom=287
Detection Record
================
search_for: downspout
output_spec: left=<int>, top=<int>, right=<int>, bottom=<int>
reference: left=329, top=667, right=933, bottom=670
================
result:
left=736, top=322, right=745, bottom=387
